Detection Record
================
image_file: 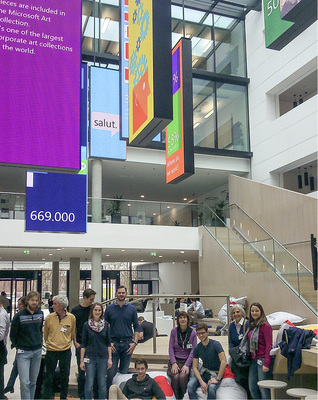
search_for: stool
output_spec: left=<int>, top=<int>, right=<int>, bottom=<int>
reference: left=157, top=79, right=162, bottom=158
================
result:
left=287, top=388, right=318, bottom=400
left=257, top=379, right=288, bottom=400
left=305, top=395, right=318, bottom=400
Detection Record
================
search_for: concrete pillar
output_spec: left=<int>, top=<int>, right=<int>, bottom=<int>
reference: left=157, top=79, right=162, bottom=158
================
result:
left=52, top=261, right=59, bottom=296
left=91, top=248, right=102, bottom=302
left=69, top=258, right=80, bottom=311
left=91, top=159, right=102, bottom=223
left=190, top=262, right=199, bottom=294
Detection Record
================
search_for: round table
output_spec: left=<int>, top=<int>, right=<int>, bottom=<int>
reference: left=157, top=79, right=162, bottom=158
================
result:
left=286, top=388, right=318, bottom=400
left=257, top=379, right=288, bottom=400
left=305, top=395, right=318, bottom=400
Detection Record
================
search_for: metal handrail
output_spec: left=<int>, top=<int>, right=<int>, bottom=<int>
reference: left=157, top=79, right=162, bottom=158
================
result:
left=229, top=203, right=313, bottom=274
left=101, top=294, right=231, bottom=354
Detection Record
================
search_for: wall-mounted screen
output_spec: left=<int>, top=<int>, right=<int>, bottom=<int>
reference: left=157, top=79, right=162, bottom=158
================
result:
left=0, top=0, right=81, bottom=169
left=26, top=171, right=87, bottom=233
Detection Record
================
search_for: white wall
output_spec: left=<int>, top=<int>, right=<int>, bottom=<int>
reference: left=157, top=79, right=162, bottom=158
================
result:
left=159, top=262, right=191, bottom=295
left=245, top=9, right=317, bottom=185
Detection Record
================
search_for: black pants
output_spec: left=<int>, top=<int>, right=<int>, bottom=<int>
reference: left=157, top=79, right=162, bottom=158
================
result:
left=43, top=349, right=71, bottom=400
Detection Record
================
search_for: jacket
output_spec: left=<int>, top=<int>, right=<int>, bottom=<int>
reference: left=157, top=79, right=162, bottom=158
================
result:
left=10, top=307, right=43, bottom=351
left=123, top=373, right=166, bottom=400
left=279, top=326, right=315, bottom=380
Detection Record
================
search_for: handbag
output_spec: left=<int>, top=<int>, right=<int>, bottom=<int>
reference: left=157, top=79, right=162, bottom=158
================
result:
left=229, top=323, right=251, bottom=369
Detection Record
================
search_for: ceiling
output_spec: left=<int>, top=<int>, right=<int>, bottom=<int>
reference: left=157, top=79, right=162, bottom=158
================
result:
left=0, top=246, right=198, bottom=264
left=0, top=151, right=246, bottom=203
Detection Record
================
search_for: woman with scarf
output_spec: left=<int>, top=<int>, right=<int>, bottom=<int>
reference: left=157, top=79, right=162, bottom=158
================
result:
left=247, top=302, right=273, bottom=399
left=80, top=303, right=112, bottom=400
left=168, top=311, right=197, bottom=399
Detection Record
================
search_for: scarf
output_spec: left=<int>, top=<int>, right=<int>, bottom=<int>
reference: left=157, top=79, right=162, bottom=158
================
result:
left=250, top=323, right=260, bottom=356
left=88, top=318, right=105, bottom=333
left=177, top=326, right=192, bottom=349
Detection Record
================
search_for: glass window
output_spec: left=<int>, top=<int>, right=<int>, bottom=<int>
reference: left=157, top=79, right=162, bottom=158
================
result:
left=193, top=78, right=216, bottom=149
left=215, top=19, right=246, bottom=77
left=82, top=0, right=119, bottom=55
left=216, top=83, right=249, bottom=151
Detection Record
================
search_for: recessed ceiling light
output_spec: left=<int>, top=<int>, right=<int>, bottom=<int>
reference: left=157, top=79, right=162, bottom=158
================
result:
left=121, top=249, right=126, bottom=252
left=48, top=253, right=53, bottom=256
left=193, top=122, right=200, bottom=129
left=42, top=258, right=46, bottom=261
left=140, top=195, right=145, bottom=198
left=184, top=260, right=188, bottom=263
left=127, top=203, right=131, bottom=207
left=140, top=259, right=144, bottom=262
left=183, top=198, right=187, bottom=201
left=180, top=251, right=185, bottom=254
left=153, top=213, right=157, bottom=216
left=57, top=248, right=62, bottom=251
left=159, top=255, right=163, bottom=258
left=106, top=254, right=110, bottom=257
left=167, top=206, right=171, bottom=209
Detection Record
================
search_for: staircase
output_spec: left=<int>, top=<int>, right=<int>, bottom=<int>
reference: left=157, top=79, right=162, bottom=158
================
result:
left=203, top=203, right=317, bottom=315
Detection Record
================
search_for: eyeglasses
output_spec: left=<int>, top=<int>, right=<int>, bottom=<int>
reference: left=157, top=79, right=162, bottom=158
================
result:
left=196, top=331, right=207, bottom=336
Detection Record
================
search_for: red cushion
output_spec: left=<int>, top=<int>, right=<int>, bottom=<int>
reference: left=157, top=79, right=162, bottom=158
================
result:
left=154, top=376, right=174, bottom=397
left=223, top=365, right=235, bottom=379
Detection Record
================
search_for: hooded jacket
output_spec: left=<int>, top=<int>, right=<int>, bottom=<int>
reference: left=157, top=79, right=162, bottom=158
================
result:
left=122, top=373, right=166, bottom=400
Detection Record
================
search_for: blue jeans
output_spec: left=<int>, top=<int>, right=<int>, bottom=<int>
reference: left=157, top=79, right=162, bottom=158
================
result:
left=16, top=348, right=42, bottom=399
left=187, top=374, right=218, bottom=400
left=249, top=358, right=273, bottom=400
left=107, top=341, right=132, bottom=388
left=85, top=357, right=108, bottom=400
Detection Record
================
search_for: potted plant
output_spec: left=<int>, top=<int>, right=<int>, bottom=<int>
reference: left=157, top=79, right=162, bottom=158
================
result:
left=212, top=197, right=228, bottom=225
left=107, top=195, right=122, bottom=223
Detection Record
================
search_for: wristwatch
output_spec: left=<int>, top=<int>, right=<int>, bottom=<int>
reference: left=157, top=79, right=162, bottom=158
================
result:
left=215, top=377, right=220, bottom=382
left=133, top=340, right=138, bottom=345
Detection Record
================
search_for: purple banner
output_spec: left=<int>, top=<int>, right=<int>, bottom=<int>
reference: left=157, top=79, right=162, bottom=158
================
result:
left=0, top=0, right=81, bottom=169
left=172, top=47, right=180, bottom=95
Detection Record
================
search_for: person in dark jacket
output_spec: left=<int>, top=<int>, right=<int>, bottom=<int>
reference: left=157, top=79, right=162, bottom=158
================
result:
left=108, top=358, right=166, bottom=400
left=10, top=291, right=43, bottom=400
left=80, top=302, right=112, bottom=400
left=4, top=296, right=26, bottom=394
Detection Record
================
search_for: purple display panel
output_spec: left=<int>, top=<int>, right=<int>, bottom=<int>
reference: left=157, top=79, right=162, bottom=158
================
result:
left=172, top=47, right=180, bottom=95
left=0, top=0, right=81, bottom=169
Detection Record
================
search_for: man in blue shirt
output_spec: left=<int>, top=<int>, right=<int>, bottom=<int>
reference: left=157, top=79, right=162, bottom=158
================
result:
left=105, top=286, right=140, bottom=388
left=187, top=323, right=226, bottom=400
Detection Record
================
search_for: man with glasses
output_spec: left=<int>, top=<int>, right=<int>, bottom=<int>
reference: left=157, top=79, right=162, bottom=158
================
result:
left=187, top=323, right=226, bottom=400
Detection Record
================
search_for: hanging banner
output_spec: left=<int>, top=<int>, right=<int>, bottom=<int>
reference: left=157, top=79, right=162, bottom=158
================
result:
left=166, top=38, right=194, bottom=184
left=90, top=66, right=126, bottom=160
left=128, top=0, right=172, bottom=146
left=0, top=0, right=81, bottom=169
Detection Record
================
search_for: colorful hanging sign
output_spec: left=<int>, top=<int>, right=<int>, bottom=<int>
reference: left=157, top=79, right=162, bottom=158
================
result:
left=166, top=38, right=194, bottom=184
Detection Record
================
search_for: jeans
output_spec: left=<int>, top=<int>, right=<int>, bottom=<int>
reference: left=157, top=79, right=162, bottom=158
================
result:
left=76, top=347, right=86, bottom=399
left=43, top=349, right=71, bottom=400
left=107, top=341, right=132, bottom=388
left=249, top=358, right=273, bottom=400
left=16, top=348, right=42, bottom=400
left=5, top=357, right=18, bottom=391
left=187, top=374, right=218, bottom=400
left=85, top=357, right=108, bottom=400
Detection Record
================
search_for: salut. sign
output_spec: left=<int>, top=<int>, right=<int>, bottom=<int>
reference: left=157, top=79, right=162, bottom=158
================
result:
left=92, top=112, right=119, bottom=136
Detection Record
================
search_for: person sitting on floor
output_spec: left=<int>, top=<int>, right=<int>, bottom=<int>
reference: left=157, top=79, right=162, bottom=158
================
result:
left=108, top=358, right=166, bottom=400
left=187, top=299, right=205, bottom=325
left=138, top=316, right=158, bottom=343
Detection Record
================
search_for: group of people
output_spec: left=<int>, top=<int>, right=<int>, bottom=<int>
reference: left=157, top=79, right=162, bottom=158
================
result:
left=0, top=286, right=273, bottom=400
left=168, top=301, right=273, bottom=400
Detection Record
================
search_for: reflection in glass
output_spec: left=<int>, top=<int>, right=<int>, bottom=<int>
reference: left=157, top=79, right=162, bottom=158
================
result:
left=193, top=79, right=216, bottom=148
left=216, top=83, right=249, bottom=151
